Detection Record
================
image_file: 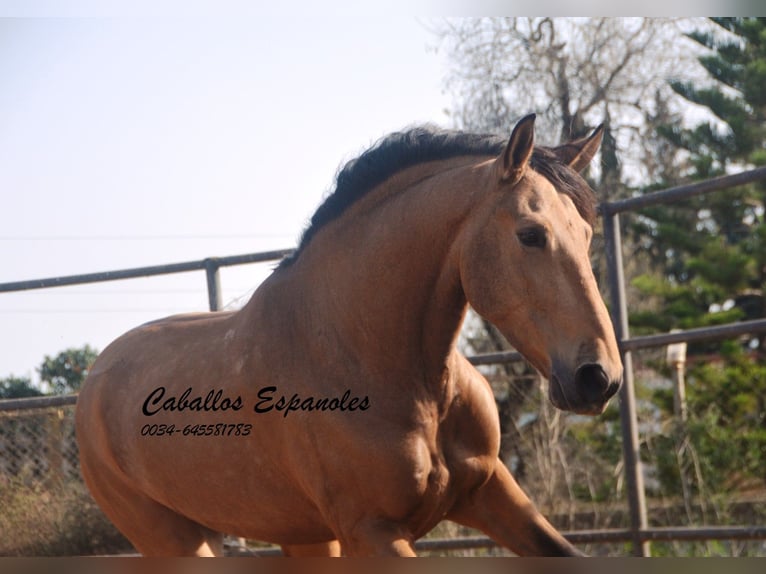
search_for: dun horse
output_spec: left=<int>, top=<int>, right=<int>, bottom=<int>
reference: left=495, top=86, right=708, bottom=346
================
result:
left=76, top=114, right=623, bottom=557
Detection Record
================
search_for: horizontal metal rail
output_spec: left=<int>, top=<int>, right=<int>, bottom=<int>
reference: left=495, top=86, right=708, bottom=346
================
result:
left=0, top=249, right=294, bottom=293
left=622, top=318, right=766, bottom=352
left=0, top=393, right=77, bottom=412
left=2, top=319, right=764, bottom=412
left=602, top=166, right=766, bottom=215
left=467, top=318, right=766, bottom=366
left=246, top=525, right=766, bottom=555
left=467, top=350, right=523, bottom=365
left=413, top=525, right=766, bottom=552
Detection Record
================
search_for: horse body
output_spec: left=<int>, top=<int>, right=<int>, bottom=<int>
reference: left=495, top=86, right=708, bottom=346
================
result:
left=76, top=115, right=622, bottom=556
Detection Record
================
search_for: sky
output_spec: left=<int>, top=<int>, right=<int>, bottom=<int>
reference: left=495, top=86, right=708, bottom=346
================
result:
left=0, top=13, right=455, bottom=383
left=3, top=7, right=764, bottom=386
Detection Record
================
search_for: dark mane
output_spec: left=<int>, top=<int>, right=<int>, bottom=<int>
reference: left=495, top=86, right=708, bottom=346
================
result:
left=529, top=147, right=597, bottom=227
left=278, top=126, right=596, bottom=269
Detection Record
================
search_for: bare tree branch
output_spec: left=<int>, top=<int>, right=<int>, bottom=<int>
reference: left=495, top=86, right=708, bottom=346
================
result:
left=434, top=17, right=714, bottom=183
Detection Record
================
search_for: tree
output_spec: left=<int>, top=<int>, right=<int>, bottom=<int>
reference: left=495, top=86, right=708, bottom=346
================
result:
left=630, top=18, right=766, bottom=504
left=436, top=17, right=710, bottom=200
left=437, top=17, right=711, bottom=509
left=438, top=20, right=766, bottom=545
left=632, top=17, right=765, bottom=339
left=38, top=345, right=99, bottom=395
left=665, top=18, right=766, bottom=174
left=0, top=376, right=44, bottom=399
left=435, top=18, right=720, bottom=341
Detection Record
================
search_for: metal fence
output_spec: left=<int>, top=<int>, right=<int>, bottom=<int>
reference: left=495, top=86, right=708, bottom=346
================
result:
left=0, top=403, right=79, bottom=485
left=0, top=249, right=293, bottom=312
left=1, top=166, right=766, bottom=556
left=601, top=166, right=766, bottom=555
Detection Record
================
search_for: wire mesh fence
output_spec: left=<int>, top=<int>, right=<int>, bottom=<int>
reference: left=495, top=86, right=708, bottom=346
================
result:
left=0, top=403, right=80, bottom=488
left=0, top=400, right=134, bottom=556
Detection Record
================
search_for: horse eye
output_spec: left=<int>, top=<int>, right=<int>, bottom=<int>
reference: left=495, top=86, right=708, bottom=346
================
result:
left=517, top=227, right=547, bottom=249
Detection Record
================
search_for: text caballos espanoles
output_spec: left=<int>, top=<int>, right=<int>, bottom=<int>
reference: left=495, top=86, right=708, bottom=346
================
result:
left=142, top=386, right=370, bottom=418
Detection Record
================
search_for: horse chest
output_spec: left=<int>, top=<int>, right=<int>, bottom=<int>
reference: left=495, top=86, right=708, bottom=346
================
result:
left=392, top=437, right=494, bottom=540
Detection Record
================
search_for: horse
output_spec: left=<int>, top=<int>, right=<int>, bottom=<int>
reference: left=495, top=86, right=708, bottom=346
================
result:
left=75, top=114, right=623, bottom=557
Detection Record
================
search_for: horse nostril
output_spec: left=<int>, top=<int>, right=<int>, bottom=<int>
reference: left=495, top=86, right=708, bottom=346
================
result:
left=576, top=364, right=611, bottom=403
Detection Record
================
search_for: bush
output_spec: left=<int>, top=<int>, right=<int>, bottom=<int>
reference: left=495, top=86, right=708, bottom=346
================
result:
left=0, top=477, right=132, bottom=556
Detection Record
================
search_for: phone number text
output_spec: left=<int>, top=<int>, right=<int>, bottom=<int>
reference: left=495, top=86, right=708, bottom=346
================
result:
left=139, top=423, right=252, bottom=437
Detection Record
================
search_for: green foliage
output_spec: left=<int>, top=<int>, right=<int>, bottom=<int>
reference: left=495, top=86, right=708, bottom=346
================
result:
left=0, top=376, right=44, bottom=399
left=633, top=17, right=765, bottom=339
left=644, top=344, right=766, bottom=501
left=630, top=16, right=766, bottom=504
left=38, top=345, right=99, bottom=395
left=686, top=348, right=766, bottom=487
left=669, top=18, right=766, bottom=171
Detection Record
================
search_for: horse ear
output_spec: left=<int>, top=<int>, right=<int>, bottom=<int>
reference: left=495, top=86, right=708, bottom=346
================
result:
left=500, top=113, right=536, bottom=184
left=554, top=124, right=604, bottom=172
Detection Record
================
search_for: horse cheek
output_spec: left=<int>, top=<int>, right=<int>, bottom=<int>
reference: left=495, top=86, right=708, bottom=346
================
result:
left=461, top=230, right=516, bottom=324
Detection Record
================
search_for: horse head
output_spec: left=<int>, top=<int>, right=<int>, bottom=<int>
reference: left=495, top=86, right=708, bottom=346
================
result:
left=458, top=114, right=623, bottom=415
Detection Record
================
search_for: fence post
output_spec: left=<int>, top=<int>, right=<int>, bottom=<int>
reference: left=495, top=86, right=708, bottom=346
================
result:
left=602, top=209, right=650, bottom=556
left=204, top=258, right=222, bottom=312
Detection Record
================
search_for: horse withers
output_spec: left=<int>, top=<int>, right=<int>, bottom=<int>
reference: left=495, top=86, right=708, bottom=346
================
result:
left=76, top=114, right=622, bottom=556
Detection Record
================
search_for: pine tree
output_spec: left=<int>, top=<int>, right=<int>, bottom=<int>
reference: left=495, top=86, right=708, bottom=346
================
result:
left=632, top=17, right=766, bottom=496
left=632, top=17, right=766, bottom=339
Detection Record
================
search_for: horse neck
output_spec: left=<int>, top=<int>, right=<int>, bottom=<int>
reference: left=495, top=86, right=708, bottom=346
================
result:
left=265, top=157, right=491, bottom=380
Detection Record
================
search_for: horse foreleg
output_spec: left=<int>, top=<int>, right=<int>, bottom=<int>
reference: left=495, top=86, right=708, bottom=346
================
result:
left=337, top=520, right=417, bottom=556
left=281, top=540, right=342, bottom=556
left=448, top=460, right=583, bottom=556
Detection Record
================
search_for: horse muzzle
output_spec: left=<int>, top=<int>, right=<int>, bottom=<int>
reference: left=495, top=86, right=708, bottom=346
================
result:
left=549, top=362, right=622, bottom=415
